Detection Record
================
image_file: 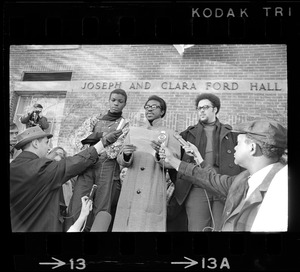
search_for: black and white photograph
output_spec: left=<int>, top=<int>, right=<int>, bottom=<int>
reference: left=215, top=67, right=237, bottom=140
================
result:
left=9, top=44, right=287, bottom=233
left=5, top=1, right=299, bottom=271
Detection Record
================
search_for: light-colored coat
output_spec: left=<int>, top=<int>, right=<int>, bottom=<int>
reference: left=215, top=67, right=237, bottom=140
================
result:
left=112, top=118, right=181, bottom=231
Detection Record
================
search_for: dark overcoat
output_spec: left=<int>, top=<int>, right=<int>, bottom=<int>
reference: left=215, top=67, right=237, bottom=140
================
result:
left=10, top=147, right=98, bottom=232
left=174, top=120, right=243, bottom=205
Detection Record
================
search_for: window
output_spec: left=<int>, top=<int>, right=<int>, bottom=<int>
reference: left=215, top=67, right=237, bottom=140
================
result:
left=14, top=95, right=66, bottom=149
left=23, top=72, right=72, bottom=81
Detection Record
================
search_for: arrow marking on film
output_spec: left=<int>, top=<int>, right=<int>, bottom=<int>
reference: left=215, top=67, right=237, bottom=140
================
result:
left=39, top=257, right=66, bottom=269
left=171, top=256, right=198, bottom=269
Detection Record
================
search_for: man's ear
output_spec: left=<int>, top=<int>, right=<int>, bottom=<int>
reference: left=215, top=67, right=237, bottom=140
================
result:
left=31, top=139, right=39, bottom=149
left=250, top=142, right=262, bottom=156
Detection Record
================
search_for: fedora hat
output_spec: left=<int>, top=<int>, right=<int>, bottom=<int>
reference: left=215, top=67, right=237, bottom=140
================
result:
left=15, top=126, right=53, bottom=150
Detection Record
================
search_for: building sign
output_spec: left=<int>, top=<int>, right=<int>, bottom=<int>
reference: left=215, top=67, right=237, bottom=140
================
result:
left=14, top=80, right=287, bottom=93
left=75, top=80, right=287, bottom=92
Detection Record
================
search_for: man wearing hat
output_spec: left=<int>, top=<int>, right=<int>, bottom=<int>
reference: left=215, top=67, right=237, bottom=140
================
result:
left=20, top=103, right=49, bottom=131
left=10, top=122, right=21, bottom=162
left=159, top=119, right=287, bottom=231
left=10, top=126, right=122, bottom=232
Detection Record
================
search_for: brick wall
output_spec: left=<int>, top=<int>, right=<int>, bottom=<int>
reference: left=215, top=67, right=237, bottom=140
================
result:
left=10, top=44, right=287, bottom=155
left=10, top=45, right=287, bottom=81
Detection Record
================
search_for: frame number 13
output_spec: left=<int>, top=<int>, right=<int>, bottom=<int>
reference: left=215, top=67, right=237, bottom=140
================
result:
left=70, top=258, right=86, bottom=270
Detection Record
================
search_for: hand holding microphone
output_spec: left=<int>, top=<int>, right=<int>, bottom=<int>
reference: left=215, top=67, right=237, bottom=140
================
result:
left=79, top=196, right=93, bottom=218
left=182, top=142, right=204, bottom=165
left=182, top=142, right=197, bottom=157
left=67, top=196, right=93, bottom=232
left=173, top=132, right=203, bottom=165
left=150, top=140, right=161, bottom=153
left=158, top=145, right=172, bottom=163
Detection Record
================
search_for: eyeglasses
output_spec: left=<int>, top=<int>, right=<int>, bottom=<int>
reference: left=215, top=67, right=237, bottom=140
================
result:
left=196, top=105, right=213, bottom=111
left=144, top=105, right=161, bottom=110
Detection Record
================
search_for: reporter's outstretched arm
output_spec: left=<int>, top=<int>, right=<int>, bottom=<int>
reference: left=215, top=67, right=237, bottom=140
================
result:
left=93, top=129, right=122, bottom=154
left=159, top=145, right=237, bottom=199
left=93, top=139, right=105, bottom=154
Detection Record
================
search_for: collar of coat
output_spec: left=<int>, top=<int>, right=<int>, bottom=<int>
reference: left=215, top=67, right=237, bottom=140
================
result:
left=187, top=118, right=233, bottom=139
left=224, top=162, right=285, bottom=222
left=244, top=162, right=285, bottom=205
left=143, top=118, right=163, bottom=129
left=10, top=144, right=15, bottom=153
left=13, top=150, right=39, bottom=160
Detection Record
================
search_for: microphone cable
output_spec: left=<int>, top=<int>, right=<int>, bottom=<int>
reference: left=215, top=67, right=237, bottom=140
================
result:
left=63, top=155, right=110, bottom=232
left=191, top=152, right=216, bottom=232
left=201, top=189, right=216, bottom=232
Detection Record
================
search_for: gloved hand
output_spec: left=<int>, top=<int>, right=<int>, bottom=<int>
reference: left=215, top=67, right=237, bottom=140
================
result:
left=81, top=132, right=103, bottom=146
left=101, top=129, right=123, bottom=147
left=151, top=140, right=161, bottom=153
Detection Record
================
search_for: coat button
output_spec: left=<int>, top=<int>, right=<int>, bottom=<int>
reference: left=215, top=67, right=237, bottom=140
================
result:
left=140, top=167, right=145, bottom=171
left=229, top=163, right=234, bottom=168
left=186, top=159, right=191, bottom=163
left=227, top=150, right=232, bottom=154
left=136, top=189, right=141, bottom=194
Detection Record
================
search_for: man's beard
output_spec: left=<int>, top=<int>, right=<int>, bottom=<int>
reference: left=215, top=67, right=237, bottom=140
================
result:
left=200, top=115, right=209, bottom=123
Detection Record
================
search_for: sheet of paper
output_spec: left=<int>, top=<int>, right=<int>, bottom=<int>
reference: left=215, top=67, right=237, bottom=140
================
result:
left=128, top=127, right=162, bottom=156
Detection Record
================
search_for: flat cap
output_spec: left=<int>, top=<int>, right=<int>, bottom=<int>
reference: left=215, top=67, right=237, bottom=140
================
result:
left=233, top=119, right=287, bottom=148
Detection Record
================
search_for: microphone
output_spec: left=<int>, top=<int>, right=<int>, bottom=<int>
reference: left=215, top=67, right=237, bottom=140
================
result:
left=173, top=132, right=201, bottom=165
left=33, top=112, right=38, bottom=123
left=157, top=130, right=167, bottom=160
left=158, top=130, right=167, bottom=147
left=90, top=211, right=112, bottom=232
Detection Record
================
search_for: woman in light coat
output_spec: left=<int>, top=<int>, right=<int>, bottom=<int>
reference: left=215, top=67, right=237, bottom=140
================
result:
left=112, top=95, right=181, bottom=231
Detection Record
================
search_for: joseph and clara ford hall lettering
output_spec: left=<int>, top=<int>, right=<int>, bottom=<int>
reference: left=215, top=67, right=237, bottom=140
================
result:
left=79, top=80, right=286, bottom=92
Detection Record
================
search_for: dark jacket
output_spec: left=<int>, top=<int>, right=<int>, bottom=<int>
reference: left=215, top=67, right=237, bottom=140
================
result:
left=175, top=119, right=243, bottom=205
left=178, top=161, right=284, bottom=231
left=10, top=147, right=99, bottom=232
left=20, top=113, right=49, bottom=131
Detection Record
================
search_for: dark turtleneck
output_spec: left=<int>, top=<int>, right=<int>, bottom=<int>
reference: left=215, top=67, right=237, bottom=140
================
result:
left=202, top=121, right=216, bottom=166
left=202, top=120, right=216, bottom=126
left=199, top=118, right=221, bottom=169
left=100, top=110, right=123, bottom=121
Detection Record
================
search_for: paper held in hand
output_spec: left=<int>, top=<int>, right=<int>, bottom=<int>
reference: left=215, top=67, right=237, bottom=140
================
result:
left=127, top=127, right=164, bottom=156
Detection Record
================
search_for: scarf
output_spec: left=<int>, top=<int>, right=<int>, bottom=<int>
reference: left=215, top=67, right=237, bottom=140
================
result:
left=100, top=110, right=122, bottom=121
